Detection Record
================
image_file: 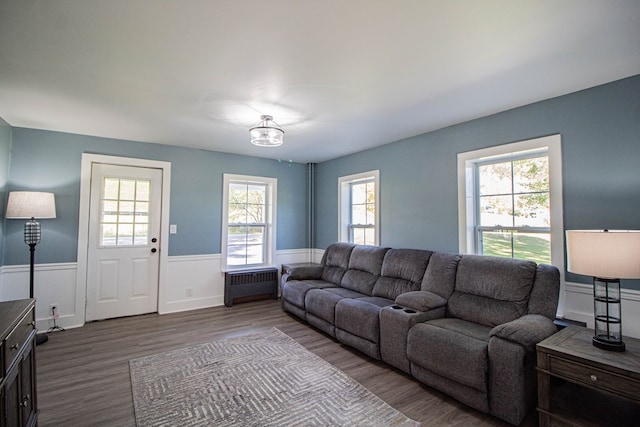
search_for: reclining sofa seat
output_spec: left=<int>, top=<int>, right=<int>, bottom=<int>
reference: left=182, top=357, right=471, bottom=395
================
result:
left=407, top=255, right=559, bottom=425
left=334, top=248, right=433, bottom=359
left=305, top=245, right=390, bottom=338
left=280, top=242, right=354, bottom=320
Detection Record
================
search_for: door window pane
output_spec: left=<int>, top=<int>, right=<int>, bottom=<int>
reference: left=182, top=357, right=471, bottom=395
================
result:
left=100, top=178, right=151, bottom=246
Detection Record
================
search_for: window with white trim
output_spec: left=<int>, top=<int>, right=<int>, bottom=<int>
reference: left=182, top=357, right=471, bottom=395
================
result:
left=222, top=174, right=277, bottom=269
left=339, top=170, right=379, bottom=246
left=458, top=135, right=564, bottom=267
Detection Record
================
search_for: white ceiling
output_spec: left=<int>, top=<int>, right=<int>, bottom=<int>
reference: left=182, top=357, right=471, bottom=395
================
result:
left=1, top=1, right=639, bottom=163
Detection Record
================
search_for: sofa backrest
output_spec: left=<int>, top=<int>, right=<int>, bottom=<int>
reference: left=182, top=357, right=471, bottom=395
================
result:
left=447, top=255, right=537, bottom=327
left=320, top=242, right=356, bottom=284
left=340, top=245, right=390, bottom=295
left=528, top=264, right=560, bottom=319
left=420, top=252, right=462, bottom=299
left=372, top=249, right=432, bottom=300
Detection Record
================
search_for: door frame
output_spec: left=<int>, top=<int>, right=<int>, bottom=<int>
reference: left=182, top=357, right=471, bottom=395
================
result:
left=76, top=153, right=171, bottom=325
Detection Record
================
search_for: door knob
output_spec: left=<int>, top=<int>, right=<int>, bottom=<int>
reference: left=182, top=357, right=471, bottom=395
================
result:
left=151, top=248, right=157, bottom=253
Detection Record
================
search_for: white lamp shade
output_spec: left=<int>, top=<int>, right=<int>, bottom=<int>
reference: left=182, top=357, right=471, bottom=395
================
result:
left=566, top=230, right=640, bottom=279
left=6, top=191, right=57, bottom=219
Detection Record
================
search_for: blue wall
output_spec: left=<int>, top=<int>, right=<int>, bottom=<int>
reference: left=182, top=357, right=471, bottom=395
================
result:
left=3, top=75, right=639, bottom=289
left=315, top=75, right=640, bottom=289
left=3, top=128, right=308, bottom=265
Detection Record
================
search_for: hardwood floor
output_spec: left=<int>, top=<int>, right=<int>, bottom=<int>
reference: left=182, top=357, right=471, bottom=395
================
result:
left=36, top=299, right=534, bottom=426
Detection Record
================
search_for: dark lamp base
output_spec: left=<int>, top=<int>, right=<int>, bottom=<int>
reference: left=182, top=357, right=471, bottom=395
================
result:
left=593, top=336, right=625, bottom=352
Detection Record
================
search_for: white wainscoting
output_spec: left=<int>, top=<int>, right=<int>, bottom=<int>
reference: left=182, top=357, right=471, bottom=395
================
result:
left=563, top=281, right=640, bottom=339
left=312, top=248, right=325, bottom=264
left=8, top=252, right=636, bottom=340
left=1, top=263, right=82, bottom=332
left=0, top=248, right=313, bottom=331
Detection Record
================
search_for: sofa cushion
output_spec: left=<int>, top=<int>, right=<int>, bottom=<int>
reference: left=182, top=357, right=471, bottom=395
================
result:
left=305, top=288, right=361, bottom=324
left=348, top=245, right=389, bottom=274
left=408, top=318, right=492, bottom=392
left=372, top=277, right=420, bottom=300
left=281, top=280, right=336, bottom=309
left=447, top=255, right=536, bottom=327
left=381, top=249, right=433, bottom=283
left=369, top=249, right=431, bottom=300
left=322, top=242, right=356, bottom=268
left=338, top=245, right=389, bottom=295
left=335, top=298, right=390, bottom=343
left=320, top=242, right=356, bottom=284
left=421, top=252, right=462, bottom=299
left=341, top=270, right=380, bottom=295
left=528, top=264, right=561, bottom=319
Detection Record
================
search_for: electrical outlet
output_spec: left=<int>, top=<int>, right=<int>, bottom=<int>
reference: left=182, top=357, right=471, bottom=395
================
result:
left=50, top=303, right=59, bottom=319
left=186, top=287, right=193, bottom=297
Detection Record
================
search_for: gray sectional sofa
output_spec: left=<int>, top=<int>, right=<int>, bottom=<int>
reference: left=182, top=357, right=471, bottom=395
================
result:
left=281, top=242, right=560, bottom=425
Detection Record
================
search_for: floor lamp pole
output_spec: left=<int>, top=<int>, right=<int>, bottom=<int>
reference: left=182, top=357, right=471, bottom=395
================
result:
left=28, top=236, right=48, bottom=345
left=29, top=243, right=36, bottom=299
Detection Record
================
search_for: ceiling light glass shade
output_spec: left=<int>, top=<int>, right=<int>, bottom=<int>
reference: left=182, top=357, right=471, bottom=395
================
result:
left=250, top=115, right=284, bottom=147
left=6, top=191, right=57, bottom=219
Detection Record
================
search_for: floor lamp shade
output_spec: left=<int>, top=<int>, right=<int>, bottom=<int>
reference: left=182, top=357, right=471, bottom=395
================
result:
left=6, top=191, right=56, bottom=245
left=566, top=230, right=640, bottom=351
left=6, top=191, right=57, bottom=219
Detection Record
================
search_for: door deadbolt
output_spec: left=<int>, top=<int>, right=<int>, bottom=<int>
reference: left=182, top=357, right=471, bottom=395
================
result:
left=151, top=238, right=157, bottom=243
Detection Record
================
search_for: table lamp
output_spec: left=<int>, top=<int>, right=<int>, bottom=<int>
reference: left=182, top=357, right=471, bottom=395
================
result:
left=566, top=230, right=640, bottom=352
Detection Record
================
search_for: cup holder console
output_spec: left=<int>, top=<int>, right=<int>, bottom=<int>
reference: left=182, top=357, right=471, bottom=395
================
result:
left=389, top=305, right=416, bottom=314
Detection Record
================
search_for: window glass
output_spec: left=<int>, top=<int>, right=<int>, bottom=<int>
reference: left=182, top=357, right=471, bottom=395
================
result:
left=223, top=175, right=276, bottom=269
left=339, top=172, right=379, bottom=246
left=476, top=154, right=551, bottom=264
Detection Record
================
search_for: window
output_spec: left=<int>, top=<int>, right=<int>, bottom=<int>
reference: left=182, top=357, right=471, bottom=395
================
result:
left=458, top=135, right=563, bottom=268
left=222, top=174, right=277, bottom=269
left=476, top=154, right=550, bottom=263
left=339, top=170, right=379, bottom=246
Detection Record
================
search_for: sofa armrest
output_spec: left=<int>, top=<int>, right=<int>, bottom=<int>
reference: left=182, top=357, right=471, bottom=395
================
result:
left=489, top=314, right=558, bottom=352
left=281, top=263, right=324, bottom=281
left=395, top=291, right=447, bottom=312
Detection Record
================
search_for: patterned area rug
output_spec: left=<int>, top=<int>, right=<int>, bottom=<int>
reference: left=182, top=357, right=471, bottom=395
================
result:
left=129, top=328, right=420, bottom=426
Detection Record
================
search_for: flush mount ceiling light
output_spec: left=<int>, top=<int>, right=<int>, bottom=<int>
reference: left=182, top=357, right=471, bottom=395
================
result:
left=249, top=115, right=284, bottom=147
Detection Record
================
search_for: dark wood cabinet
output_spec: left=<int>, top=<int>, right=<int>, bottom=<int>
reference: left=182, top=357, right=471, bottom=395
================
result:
left=537, top=326, right=640, bottom=426
left=1, top=299, right=37, bottom=427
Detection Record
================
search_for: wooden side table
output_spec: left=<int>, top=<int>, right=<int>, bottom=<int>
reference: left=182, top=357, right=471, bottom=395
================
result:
left=536, top=326, right=640, bottom=426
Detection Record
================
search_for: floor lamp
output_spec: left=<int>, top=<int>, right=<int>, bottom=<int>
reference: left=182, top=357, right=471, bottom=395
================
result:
left=6, top=191, right=57, bottom=345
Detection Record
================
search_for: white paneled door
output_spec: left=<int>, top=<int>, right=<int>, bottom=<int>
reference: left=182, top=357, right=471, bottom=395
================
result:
left=86, top=164, right=163, bottom=321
